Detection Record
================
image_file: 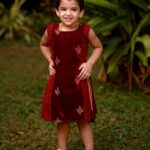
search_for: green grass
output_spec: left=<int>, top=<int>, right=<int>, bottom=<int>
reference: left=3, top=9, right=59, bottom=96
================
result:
left=0, top=40, right=150, bottom=150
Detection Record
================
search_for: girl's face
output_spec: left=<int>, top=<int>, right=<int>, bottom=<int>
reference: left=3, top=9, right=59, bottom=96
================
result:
left=56, top=0, right=84, bottom=27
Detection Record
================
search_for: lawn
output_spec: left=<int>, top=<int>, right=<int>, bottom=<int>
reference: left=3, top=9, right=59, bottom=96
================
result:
left=0, top=40, right=150, bottom=150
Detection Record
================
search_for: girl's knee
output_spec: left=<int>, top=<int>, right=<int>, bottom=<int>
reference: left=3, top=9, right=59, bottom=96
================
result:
left=57, top=147, right=68, bottom=150
left=77, top=120, right=90, bottom=127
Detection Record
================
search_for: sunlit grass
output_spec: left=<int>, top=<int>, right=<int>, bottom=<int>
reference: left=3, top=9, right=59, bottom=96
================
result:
left=0, top=40, right=150, bottom=150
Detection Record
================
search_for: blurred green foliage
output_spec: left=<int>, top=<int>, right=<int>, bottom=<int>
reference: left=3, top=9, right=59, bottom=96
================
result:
left=85, top=0, right=150, bottom=92
left=0, top=0, right=39, bottom=42
left=0, top=0, right=150, bottom=91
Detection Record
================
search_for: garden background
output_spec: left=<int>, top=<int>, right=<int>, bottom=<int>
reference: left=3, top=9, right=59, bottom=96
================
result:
left=0, top=0, right=150, bottom=149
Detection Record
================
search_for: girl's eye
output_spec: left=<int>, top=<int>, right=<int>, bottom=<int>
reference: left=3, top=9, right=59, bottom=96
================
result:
left=60, top=8, right=66, bottom=11
left=72, top=8, right=77, bottom=11
left=71, top=7, right=78, bottom=11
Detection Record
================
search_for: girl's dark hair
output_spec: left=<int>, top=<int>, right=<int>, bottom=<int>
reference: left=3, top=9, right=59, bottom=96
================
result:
left=55, top=0, right=84, bottom=11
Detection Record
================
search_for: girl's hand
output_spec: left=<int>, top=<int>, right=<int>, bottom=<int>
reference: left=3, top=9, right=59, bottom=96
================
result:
left=78, top=62, right=93, bottom=80
left=49, top=61, right=56, bottom=75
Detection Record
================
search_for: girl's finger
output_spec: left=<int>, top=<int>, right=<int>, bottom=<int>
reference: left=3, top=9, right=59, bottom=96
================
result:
left=79, top=71, right=87, bottom=80
left=49, top=68, right=55, bottom=73
left=78, top=67, right=88, bottom=79
left=78, top=69, right=84, bottom=79
left=84, top=73, right=90, bottom=79
left=49, top=70, right=55, bottom=75
left=79, top=63, right=85, bottom=70
left=49, top=67, right=55, bottom=72
left=49, top=65, right=56, bottom=75
left=79, top=72, right=91, bottom=80
left=49, top=65, right=54, bottom=69
left=49, top=64, right=55, bottom=70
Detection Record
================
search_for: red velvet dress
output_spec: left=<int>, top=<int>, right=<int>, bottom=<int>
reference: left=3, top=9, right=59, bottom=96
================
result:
left=41, top=23, right=97, bottom=122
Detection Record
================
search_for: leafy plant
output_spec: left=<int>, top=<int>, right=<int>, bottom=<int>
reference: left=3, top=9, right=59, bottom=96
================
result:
left=85, top=0, right=150, bottom=92
left=0, top=0, right=39, bottom=42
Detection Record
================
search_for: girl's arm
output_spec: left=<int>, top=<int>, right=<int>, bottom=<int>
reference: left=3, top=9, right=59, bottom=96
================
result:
left=40, top=30, right=55, bottom=75
left=87, top=28, right=103, bottom=65
left=40, top=30, right=52, bottom=63
left=78, top=28, right=103, bottom=80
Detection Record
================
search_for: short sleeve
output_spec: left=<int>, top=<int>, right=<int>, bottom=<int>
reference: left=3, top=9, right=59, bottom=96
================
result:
left=47, top=24, right=55, bottom=40
left=46, top=24, right=56, bottom=58
left=83, top=24, right=91, bottom=39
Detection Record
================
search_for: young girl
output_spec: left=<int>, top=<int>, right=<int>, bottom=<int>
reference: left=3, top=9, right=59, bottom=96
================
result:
left=40, top=0, right=103, bottom=149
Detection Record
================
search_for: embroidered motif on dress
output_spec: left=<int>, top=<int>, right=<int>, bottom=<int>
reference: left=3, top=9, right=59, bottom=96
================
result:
left=55, top=86, right=61, bottom=96
left=60, top=111, right=64, bottom=117
left=74, top=76, right=80, bottom=84
left=55, top=56, right=60, bottom=65
left=55, top=118, right=62, bottom=123
left=75, top=45, right=82, bottom=54
left=87, top=78, right=93, bottom=110
left=76, top=106, right=83, bottom=115
left=55, top=28, right=61, bottom=35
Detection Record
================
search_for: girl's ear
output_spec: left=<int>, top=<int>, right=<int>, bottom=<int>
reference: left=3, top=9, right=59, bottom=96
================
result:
left=79, top=10, right=84, bottom=18
left=55, top=9, right=60, bottom=17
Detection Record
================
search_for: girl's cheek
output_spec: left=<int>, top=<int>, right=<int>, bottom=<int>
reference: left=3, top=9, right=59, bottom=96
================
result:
left=59, top=12, right=65, bottom=17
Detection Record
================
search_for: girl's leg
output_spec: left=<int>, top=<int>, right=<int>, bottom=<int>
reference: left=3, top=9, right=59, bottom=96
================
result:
left=57, top=122, right=70, bottom=150
left=77, top=120, right=94, bottom=150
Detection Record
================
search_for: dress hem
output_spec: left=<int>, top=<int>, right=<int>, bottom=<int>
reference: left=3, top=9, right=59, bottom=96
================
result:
left=41, top=114, right=96, bottom=123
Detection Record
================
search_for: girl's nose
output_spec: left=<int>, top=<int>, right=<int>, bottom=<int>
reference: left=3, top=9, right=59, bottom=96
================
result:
left=66, top=10, right=71, bottom=15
